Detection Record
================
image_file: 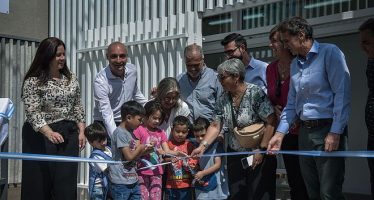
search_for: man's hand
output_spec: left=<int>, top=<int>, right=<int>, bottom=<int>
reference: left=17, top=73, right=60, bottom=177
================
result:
left=267, top=132, right=285, bottom=152
left=324, top=132, right=340, bottom=152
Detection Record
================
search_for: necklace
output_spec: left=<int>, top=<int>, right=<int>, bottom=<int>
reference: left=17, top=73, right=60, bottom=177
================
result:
left=231, top=84, right=247, bottom=108
left=277, top=62, right=290, bottom=80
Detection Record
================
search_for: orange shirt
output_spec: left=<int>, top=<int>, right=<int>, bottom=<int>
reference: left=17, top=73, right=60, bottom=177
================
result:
left=165, top=139, right=198, bottom=189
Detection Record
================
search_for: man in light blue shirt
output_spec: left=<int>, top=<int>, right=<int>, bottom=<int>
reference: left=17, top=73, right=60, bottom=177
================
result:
left=177, top=43, right=223, bottom=121
left=93, top=42, right=147, bottom=141
left=221, top=33, right=268, bottom=93
left=268, top=17, right=351, bottom=200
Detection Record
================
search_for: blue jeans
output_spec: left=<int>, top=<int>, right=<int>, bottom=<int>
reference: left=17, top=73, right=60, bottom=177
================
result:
left=164, top=188, right=192, bottom=200
left=110, top=182, right=141, bottom=200
left=90, top=186, right=104, bottom=200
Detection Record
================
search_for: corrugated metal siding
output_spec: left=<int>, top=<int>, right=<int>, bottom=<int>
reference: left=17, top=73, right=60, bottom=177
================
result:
left=0, top=37, right=39, bottom=184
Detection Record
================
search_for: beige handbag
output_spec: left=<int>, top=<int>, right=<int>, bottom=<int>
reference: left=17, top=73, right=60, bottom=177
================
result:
left=233, top=123, right=265, bottom=148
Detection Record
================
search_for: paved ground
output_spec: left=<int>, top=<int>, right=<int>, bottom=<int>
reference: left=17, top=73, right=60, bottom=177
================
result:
left=6, top=184, right=372, bottom=200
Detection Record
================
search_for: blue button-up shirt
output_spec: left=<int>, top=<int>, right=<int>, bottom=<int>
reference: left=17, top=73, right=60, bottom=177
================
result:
left=245, top=57, right=268, bottom=94
left=93, top=64, right=147, bottom=136
left=177, top=66, right=223, bottom=121
left=277, top=41, right=351, bottom=134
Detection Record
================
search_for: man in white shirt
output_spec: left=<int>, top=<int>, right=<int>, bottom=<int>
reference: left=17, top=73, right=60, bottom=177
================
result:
left=93, top=42, right=147, bottom=143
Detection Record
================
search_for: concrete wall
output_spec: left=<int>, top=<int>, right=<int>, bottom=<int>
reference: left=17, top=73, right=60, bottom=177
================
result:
left=0, top=0, right=48, bottom=40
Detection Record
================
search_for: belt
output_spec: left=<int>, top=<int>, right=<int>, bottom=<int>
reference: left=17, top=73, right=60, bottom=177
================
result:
left=300, top=118, right=332, bottom=129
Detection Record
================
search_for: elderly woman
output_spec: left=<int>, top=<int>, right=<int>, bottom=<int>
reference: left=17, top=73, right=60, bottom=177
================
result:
left=266, top=25, right=308, bottom=200
left=155, top=77, right=191, bottom=138
left=192, top=58, right=277, bottom=200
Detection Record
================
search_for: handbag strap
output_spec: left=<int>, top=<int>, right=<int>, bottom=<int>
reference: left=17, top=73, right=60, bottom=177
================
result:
left=228, top=95, right=238, bottom=128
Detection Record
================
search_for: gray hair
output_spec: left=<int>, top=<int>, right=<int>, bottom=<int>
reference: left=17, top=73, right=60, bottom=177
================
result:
left=217, top=58, right=245, bottom=81
left=156, top=77, right=180, bottom=102
left=184, top=43, right=204, bottom=59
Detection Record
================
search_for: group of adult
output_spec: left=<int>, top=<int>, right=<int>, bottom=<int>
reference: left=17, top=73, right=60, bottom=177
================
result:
left=19, top=16, right=374, bottom=200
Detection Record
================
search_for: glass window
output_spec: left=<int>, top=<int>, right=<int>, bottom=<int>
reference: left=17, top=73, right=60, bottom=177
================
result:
left=202, top=13, right=232, bottom=36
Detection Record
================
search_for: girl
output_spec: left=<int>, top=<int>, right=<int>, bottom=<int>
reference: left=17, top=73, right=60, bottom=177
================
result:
left=134, top=100, right=181, bottom=200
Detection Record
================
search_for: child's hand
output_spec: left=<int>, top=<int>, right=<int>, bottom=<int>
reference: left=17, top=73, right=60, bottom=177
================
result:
left=156, top=148, right=165, bottom=155
left=194, top=171, right=205, bottom=181
left=176, top=151, right=188, bottom=157
left=171, top=157, right=179, bottom=163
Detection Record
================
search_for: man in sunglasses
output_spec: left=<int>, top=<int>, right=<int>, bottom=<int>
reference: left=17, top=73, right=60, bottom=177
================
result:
left=93, top=41, right=147, bottom=145
left=221, top=33, right=268, bottom=93
left=177, top=43, right=223, bottom=121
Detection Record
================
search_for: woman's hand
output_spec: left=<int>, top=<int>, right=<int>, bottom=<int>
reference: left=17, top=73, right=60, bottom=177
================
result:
left=191, top=145, right=205, bottom=157
left=252, top=153, right=263, bottom=169
left=46, top=131, right=64, bottom=144
left=78, top=132, right=86, bottom=151
left=77, top=122, right=86, bottom=151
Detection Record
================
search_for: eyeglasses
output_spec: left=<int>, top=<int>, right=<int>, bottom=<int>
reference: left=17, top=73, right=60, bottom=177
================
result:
left=217, top=74, right=231, bottom=81
left=223, top=46, right=240, bottom=57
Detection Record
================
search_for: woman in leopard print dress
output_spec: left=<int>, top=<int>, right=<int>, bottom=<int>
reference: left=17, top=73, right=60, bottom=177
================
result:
left=21, top=37, right=86, bottom=200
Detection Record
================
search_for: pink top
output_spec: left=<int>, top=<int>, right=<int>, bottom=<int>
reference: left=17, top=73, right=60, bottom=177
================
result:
left=133, top=125, right=168, bottom=175
left=266, top=60, right=298, bottom=134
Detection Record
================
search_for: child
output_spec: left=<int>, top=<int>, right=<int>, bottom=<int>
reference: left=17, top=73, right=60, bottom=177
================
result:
left=193, top=117, right=229, bottom=200
left=164, top=115, right=198, bottom=200
left=134, top=100, right=179, bottom=200
left=108, top=100, right=152, bottom=200
left=85, top=122, right=113, bottom=200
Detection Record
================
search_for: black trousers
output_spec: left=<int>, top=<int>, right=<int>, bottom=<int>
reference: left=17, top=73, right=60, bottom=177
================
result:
left=281, top=133, right=309, bottom=200
left=298, top=125, right=347, bottom=200
left=21, top=121, right=79, bottom=200
left=227, top=147, right=277, bottom=200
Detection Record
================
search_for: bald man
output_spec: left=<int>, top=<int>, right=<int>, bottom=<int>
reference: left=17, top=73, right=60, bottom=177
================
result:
left=177, top=43, right=223, bottom=121
left=93, top=42, right=147, bottom=142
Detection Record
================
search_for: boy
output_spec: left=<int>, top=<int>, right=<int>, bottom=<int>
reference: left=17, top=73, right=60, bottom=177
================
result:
left=164, top=115, right=198, bottom=200
left=85, top=122, right=113, bottom=200
left=109, top=101, right=152, bottom=200
left=193, top=117, right=229, bottom=200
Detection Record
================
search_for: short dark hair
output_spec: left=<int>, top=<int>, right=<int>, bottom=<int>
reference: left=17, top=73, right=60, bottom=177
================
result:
left=279, top=17, right=313, bottom=39
left=121, top=100, right=146, bottom=120
left=221, top=33, right=248, bottom=50
left=144, top=100, right=165, bottom=121
left=172, top=115, right=190, bottom=128
left=359, top=18, right=374, bottom=33
left=193, top=117, right=210, bottom=132
left=84, top=122, right=107, bottom=143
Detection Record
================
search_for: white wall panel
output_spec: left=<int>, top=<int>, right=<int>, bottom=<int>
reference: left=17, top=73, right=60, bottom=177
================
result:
left=49, top=1, right=204, bottom=196
left=0, top=37, right=39, bottom=184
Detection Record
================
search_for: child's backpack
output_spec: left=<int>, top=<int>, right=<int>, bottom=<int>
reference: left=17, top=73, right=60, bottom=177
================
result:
left=88, top=148, right=112, bottom=199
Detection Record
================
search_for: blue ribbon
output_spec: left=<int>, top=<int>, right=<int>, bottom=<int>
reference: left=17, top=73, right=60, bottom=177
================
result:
left=1, top=151, right=374, bottom=166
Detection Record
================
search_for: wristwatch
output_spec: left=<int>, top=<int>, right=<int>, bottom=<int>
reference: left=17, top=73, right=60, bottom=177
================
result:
left=201, top=140, right=209, bottom=148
